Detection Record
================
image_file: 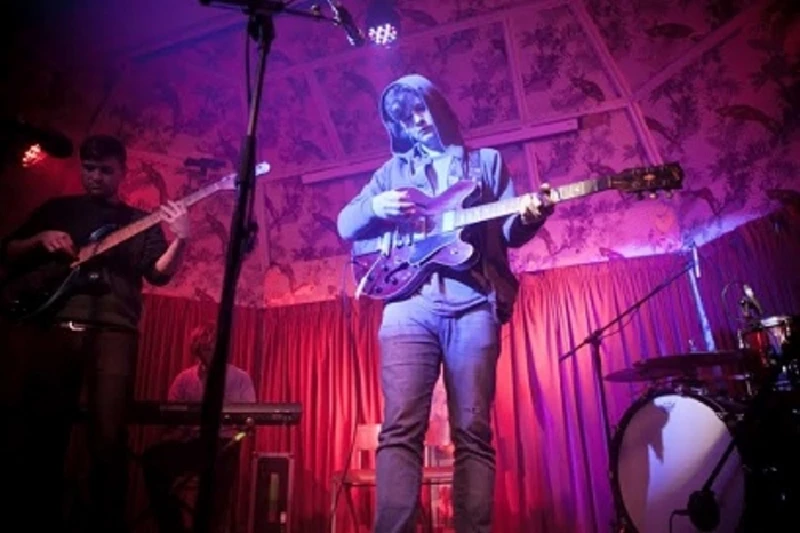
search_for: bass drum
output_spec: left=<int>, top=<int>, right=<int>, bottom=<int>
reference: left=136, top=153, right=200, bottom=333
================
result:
left=611, top=389, right=745, bottom=533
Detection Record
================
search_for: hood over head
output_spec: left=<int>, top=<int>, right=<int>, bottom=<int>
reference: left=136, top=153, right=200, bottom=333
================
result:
left=379, top=74, right=464, bottom=157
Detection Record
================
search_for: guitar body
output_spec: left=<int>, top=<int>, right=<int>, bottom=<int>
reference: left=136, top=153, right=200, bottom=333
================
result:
left=0, top=261, right=78, bottom=321
left=354, top=181, right=480, bottom=301
left=352, top=162, right=685, bottom=301
left=0, top=224, right=115, bottom=321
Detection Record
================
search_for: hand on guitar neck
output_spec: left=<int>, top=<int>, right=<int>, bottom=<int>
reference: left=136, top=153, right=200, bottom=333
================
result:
left=519, top=183, right=556, bottom=225
left=159, top=200, right=190, bottom=239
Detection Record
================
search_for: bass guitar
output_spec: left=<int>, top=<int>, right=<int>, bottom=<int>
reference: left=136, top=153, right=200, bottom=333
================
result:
left=0, top=162, right=270, bottom=321
left=352, top=163, right=684, bottom=301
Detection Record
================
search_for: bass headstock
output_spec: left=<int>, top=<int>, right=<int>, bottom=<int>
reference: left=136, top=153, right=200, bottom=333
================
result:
left=217, top=161, right=271, bottom=191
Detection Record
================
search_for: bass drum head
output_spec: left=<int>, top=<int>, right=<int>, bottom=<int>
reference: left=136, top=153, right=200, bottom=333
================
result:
left=612, top=391, right=745, bottom=533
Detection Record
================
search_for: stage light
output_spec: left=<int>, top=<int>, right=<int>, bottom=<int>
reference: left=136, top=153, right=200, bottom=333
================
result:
left=366, top=0, right=400, bottom=46
left=22, top=143, right=46, bottom=167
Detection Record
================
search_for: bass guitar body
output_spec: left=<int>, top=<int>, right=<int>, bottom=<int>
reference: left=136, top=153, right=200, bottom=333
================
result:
left=0, top=224, right=114, bottom=322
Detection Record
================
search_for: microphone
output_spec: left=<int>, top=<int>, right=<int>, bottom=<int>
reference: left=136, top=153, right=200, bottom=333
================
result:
left=184, top=157, right=226, bottom=169
left=741, top=284, right=763, bottom=316
left=329, top=2, right=366, bottom=46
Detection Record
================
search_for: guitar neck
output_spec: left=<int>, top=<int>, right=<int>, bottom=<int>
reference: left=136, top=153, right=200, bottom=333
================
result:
left=454, top=176, right=609, bottom=227
left=78, top=181, right=223, bottom=261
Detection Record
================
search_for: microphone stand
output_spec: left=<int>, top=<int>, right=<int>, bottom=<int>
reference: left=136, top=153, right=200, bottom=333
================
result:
left=192, top=2, right=338, bottom=533
left=558, top=259, right=695, bottom=532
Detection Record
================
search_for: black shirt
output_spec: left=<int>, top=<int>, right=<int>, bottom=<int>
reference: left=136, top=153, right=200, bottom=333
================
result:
left=0, top=195, right=170, bottom=330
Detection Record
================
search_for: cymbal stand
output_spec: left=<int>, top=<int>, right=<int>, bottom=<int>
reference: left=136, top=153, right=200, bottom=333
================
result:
left=559, top=260, right=695, bottom=531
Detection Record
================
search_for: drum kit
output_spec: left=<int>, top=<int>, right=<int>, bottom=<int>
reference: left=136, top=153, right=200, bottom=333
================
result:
left=605, top=314, right=800, bottom=533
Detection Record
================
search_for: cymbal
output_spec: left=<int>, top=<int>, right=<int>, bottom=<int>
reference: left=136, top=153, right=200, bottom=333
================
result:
left=636, top=350, right=751, bottom=371
left=604, top=366, right=684, bottom=383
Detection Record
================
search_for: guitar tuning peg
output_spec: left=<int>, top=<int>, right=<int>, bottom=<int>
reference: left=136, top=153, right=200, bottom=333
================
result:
left=648, top=192, right=658, bottom=199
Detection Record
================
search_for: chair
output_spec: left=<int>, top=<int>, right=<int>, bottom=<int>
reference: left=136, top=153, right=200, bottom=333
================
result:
left=329, top=423, right=454, bottom=532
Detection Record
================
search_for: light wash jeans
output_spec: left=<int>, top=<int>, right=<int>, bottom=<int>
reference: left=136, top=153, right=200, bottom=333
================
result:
left=374, top=297, right=499, bottom=533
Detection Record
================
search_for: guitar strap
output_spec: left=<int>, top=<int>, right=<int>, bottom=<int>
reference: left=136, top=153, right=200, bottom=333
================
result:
left=464, top=148, right=492, bottom=293
left=467, top=149, right=483, bottom=187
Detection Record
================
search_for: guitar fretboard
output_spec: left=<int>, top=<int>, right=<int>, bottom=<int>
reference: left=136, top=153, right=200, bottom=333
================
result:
left=76, top=181, right=224, bottom=263
left=453, top=177, right=609, bottom=227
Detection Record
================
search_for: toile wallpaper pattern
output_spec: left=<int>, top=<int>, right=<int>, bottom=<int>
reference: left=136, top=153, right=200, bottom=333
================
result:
left=2, top=0, right=799, bottom=309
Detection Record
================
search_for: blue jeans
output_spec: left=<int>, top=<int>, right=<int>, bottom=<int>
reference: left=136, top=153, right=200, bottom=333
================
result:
left=374, top=298, right=499, bottom=533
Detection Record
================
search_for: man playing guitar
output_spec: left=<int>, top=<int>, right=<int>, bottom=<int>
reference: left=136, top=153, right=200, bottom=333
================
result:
left=0, top=134, right=189, bottom=532
left=337, top=74, right=554, bottom=533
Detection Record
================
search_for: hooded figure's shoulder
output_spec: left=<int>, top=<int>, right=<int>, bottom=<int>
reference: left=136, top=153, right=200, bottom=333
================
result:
left=473, top=146, right=502, bottom=162
left=467, top=146, right=504, bottom=174
left=370, top=156, right=409, bottom=189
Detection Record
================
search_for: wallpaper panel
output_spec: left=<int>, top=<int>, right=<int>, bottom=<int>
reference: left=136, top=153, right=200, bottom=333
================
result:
left=255, top=72, right=339, bottom=173
left=509, top=110, right=681, bottom=272
left=586, top=0, right=756, bottom=91
left=91, top=58, right=246, bottom=162
left=119, top=151, right=265, bottom=307
left=260, top=172, right=369, bottom=306
left=510, top=4, right=622, bottom=119
left=637, top=6, right=800, bottom=245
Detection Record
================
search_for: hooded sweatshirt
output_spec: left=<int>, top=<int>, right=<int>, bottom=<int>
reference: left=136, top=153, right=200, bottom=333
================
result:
left=337, top=74, right=543, bottom=324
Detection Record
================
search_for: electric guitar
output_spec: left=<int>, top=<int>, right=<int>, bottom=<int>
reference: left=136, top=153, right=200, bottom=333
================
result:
left=352, top=163, right=684, bottom=301
left=0, top=162, right=270, bottom=321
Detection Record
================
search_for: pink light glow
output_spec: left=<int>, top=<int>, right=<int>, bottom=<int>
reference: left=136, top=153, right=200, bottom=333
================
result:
left=22, top=144, right=46, bottom=168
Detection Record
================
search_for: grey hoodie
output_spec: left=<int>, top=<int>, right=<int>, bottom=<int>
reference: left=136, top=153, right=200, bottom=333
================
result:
left=336, top=74, right=543, bottom=323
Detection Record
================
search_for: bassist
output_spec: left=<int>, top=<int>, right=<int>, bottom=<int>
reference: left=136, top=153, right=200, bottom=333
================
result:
left=0, top=134, right=189, bottom=532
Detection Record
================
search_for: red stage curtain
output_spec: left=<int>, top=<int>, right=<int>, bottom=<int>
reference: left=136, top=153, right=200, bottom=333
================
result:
left=694, top=209, right=800, bottom=350
left=121, top=251, right=704, bottom=532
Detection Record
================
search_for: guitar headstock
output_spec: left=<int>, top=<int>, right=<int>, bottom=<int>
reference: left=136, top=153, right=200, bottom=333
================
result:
left=217, top=161, right=271, bottom=191
left=608, top=162, right=684, bottom=197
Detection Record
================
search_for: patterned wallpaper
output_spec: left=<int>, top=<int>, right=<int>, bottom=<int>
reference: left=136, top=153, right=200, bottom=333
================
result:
left=2, top=0, right=799, bottom=308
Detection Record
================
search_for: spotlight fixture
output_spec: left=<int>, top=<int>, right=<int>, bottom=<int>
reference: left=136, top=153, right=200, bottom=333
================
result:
left=366, top=0, right=400, bottom=46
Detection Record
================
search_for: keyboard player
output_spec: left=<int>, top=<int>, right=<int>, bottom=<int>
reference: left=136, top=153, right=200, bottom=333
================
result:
left=141, top=322, right=256, bottom=533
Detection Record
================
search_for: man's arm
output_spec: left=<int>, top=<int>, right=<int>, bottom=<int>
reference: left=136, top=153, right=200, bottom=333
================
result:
left=0, top=200, right=73, bottom=266
left=153, top=237, right=187, bottom=279
left=239, top=373, right=257, bottom=404
left=141, top=201, right=190, bottom=285
left=488, top=150, right=550, bottom=248
left=337, top=163, right=391, bottom=241
left=167, top=372, right=190, bottom=402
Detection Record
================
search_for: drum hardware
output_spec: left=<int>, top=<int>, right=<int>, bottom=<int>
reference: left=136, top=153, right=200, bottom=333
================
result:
left=671, top=359, right=798, bottom=532
left=559, top=259, right=696, bottom=532
left=606, top=315, right=799, bottom=531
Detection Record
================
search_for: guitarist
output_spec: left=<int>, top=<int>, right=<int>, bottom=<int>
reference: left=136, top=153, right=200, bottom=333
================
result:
left=337, top=74, right=554, bottom=533
left=0, top=134, right=189, bottom=532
